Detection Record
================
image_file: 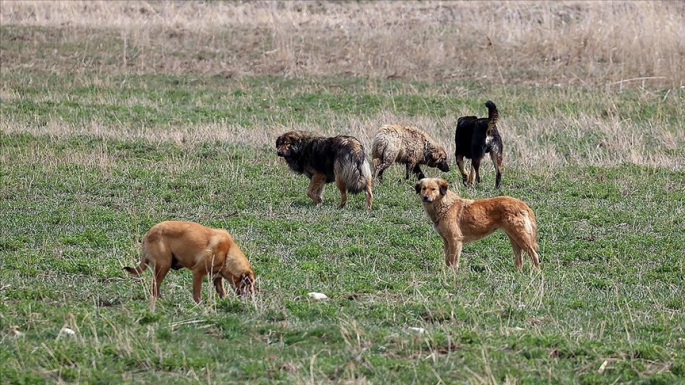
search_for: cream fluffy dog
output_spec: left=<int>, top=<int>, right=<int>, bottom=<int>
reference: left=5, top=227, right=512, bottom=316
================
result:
left=415, top=178, right=540, bottom=271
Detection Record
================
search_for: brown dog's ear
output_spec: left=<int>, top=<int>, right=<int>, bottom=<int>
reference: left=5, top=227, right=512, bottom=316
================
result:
left=439, top=179, right=449, bottom=196
left=414, top=182, right=422, bottom=194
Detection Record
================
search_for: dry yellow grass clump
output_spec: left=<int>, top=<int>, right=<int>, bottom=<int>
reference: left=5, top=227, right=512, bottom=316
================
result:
left=1, top=0, right=684, bottom=86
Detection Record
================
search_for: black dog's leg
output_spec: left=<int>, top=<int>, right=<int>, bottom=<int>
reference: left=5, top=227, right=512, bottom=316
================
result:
left=456, top=154, right=468, bottom=185
left=490, top=151, right=503, bottom=188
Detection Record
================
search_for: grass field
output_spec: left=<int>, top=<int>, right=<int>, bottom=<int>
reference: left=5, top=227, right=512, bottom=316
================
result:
left=1, top=1, right=684, bottom=384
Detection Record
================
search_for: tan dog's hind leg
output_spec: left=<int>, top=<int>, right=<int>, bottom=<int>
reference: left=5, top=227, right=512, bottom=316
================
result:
left=507, top=235, right=524, bottom=271
left=152, top=263, right=170, bottom=299
left=307, top=173, right=326, bottom=205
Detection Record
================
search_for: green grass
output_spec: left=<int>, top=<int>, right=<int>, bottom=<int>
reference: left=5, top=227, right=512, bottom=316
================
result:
left=1, top=117, right=684, bottom=383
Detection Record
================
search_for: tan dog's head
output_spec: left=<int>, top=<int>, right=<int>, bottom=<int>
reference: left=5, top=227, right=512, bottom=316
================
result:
left=415, top=178, right=449, bottom=203
left=235, top=272, right=256, bottom=297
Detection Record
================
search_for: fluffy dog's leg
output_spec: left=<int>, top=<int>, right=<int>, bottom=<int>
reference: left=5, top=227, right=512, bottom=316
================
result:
left=412, top=164, right=426, bottom=180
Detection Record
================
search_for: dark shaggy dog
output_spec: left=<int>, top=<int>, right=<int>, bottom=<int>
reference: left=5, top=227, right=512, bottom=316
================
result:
left=276, top=131, right=373, bottom=209
left=454, top=100, right=503, bottom=188
left=371, top=125, right=450, bottom=181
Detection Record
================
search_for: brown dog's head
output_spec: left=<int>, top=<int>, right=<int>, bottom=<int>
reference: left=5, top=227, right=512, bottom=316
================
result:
left=415, top=178, right=449, bottom=203
left=235, top=272, right=256, bottom=297
left=276, top=131, right=306, bottom=158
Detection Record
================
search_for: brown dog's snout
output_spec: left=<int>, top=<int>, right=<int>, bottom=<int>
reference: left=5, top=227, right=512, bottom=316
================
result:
left=438, top=162, right=450, bottom=172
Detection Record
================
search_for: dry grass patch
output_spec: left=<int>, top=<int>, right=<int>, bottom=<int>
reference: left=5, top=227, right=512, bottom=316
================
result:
left=2, top=1, right=683, bottom=86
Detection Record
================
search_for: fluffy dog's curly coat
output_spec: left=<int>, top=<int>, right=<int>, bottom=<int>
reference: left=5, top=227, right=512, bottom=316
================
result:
left=371, top=124, right=450, bottom=181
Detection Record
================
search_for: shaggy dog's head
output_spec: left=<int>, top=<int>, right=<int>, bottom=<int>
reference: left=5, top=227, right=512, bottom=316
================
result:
left=276, top=131, right=304, bottom=158
left=414, top=178, right=449, bottom=203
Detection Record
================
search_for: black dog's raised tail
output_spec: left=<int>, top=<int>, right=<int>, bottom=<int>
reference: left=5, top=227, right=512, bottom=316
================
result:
left=485, top=100, right=499, bottom=127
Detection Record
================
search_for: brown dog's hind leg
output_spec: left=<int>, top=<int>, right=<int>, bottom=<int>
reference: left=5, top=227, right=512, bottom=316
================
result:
left=507, top=235, right=524, bottom=272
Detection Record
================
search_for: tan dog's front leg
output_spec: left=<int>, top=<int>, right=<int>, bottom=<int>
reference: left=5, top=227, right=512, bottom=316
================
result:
left=213, top=276, right=227, bottom=298
left=192, top=270, right=206, bottom=304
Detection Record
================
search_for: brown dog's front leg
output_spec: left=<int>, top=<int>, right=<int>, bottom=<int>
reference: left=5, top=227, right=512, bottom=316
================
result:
left=445, top=237, right=463, bottom=268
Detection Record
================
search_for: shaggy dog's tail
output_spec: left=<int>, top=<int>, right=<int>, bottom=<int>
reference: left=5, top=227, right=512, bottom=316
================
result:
left=336, top=145, right=373, bottom=194
left=485, top=100, right=499, bottom=135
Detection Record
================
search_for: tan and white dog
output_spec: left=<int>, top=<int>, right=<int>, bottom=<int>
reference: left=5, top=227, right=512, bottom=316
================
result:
left=415, top=178, right=540, bottom=271
left=124, top=221, right=255, bottom=303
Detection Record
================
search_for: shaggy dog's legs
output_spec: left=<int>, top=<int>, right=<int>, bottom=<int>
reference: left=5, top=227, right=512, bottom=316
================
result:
left=335, top=175, right=348, bottom=208
left=306, top=173, right=327, bottom=205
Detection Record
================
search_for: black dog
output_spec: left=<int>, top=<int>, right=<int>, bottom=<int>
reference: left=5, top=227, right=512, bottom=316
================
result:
left=276, top=131, right=373, bottom=209
left=454, top=100, right=503, bottom=188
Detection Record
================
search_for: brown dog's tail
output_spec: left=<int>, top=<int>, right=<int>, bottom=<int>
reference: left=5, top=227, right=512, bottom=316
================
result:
left=485, top=100, right=499, bottom=135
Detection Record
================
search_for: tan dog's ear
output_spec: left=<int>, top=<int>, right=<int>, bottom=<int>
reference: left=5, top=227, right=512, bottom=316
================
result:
left=414, top=182, right=422, bottom=194
left=439, top=179, right=449, bottom=196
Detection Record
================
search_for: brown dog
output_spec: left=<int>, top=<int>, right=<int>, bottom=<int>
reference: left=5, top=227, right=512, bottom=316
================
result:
left=372, top=125, right=450, bottom=181
left=415, top=178, right=540, bottom=271
left=124, top=221, right=255, bottom=303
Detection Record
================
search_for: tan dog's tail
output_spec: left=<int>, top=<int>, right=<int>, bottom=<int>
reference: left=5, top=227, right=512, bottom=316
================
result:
left=124, top=246, right=150, bottom=275
left=485, top=100, right=499, bottom=135
left=123, top=263, right=147, bottom=275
